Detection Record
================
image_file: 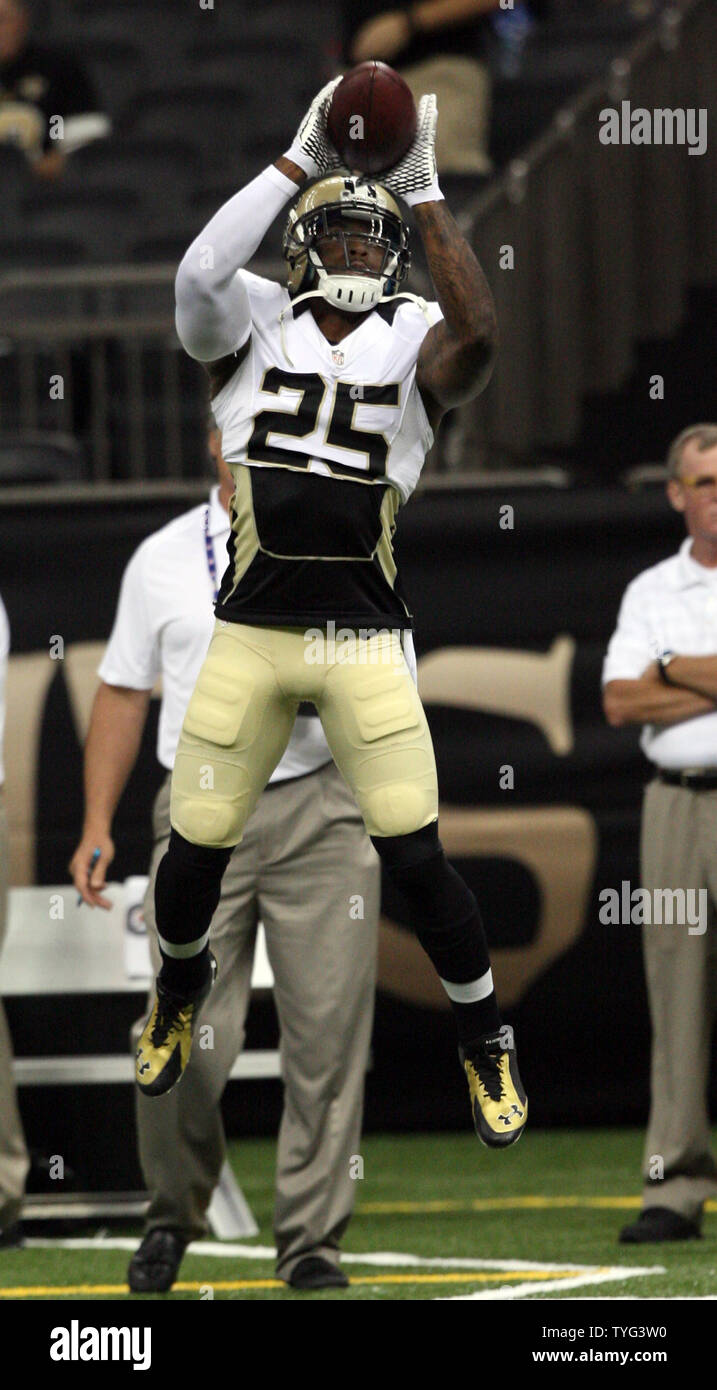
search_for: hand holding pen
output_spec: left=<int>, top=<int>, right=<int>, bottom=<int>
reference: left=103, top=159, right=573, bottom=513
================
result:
left=69, top=833, right=115, bottom=910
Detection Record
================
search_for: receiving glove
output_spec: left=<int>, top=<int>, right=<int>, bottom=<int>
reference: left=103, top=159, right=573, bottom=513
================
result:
left=285, top=77, right=343, bottom=180
left=380, top=94, right=443, bottom=206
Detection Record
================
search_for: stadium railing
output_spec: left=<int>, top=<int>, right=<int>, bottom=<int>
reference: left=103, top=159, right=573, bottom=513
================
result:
left=0, top=262, right=204, bottom=480
left=457, top=0, right=716, bottom=468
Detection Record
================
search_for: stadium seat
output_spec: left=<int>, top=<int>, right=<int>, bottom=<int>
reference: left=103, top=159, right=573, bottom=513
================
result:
left=184, top=34, right=306, bottom=96
left=439, top=173, right=492, bottom=220
left=62, top=0, right=176, bottom=22
left=537, top=6, right=644, bottom=43
left=21, top=187, right=140, bottom=263
left=0, top=237, right=85, bottom=272
left=127, top=233, right=198, bottom=265
left=0, top=146, right=30, bottom=237
left=217, top=1, right=333, bottom=42
left=230, top=131, right=295, bottom=177
left=117, top=86, right=252, bottom=167
left=186, top=181, right=243, bottom=226
left=517, top=31, right=631, bottom=85
left=489, top=78, right=574, bottom=167
left=72, top=37, right=147, bottom=120
left=0, top=431, right=85, bottom=485
left=57, top=0, right=186, bottom=82
left=65, top=136, right=201, bottom=224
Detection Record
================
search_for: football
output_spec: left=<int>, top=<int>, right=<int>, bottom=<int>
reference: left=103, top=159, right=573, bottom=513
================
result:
left=327, top=61, right=417, bottom=177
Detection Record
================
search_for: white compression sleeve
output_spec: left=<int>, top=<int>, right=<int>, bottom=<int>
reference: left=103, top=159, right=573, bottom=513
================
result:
left=175, top=164, right=298, bottom=362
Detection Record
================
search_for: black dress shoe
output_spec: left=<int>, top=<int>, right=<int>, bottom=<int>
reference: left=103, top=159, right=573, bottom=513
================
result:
left=0, top=1223, right=23, bottom=1249
left=128, top=1228, right=188, bottom=1292
left=619, top=1206, right=701, bottom=1244
left=288, top=1256, right=349, bottom=1290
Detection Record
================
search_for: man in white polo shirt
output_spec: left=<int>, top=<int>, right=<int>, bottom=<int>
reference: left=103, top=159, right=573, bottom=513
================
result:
left=0, top=592, right=30, bottom=1247
left=603, top=423, right=717, bottom=1244
left=70, top=427, right=384, bottom=1292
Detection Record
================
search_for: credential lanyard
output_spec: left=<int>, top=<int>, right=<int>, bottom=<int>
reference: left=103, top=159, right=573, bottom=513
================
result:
left=204, top=506, right=219, bottom=602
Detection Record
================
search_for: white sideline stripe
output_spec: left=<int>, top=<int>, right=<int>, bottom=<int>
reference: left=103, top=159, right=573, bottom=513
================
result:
left=156, top=929, right=210, bottom=959
left=438, top=1267, right=666, bottom=1301
left=439, top=969, right=494, bottom=1004
left=23, top=1238, right=581, bottom=1268
left=27, top=1238, right=275, bottom=1260
left=335, top=1253, right=595, bottom=1271
left=25, top=1238, right=661, bottom=1284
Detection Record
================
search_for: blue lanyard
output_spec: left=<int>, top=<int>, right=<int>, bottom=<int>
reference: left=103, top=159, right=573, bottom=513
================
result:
left=204, top=506, right=219, bottom=602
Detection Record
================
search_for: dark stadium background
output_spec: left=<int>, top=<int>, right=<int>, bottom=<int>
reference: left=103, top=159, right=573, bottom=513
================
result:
left=1, top=0, right=716, bottom=1196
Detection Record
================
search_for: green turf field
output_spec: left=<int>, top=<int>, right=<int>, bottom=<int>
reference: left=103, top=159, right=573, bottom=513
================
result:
left=2, top=1128, right=716, bottom=1300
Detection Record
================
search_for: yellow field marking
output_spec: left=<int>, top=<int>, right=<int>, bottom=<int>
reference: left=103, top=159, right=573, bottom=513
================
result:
left=0, top=1269, right=587, bottom=1299
left=358, top=1195, right=716, bottom=1214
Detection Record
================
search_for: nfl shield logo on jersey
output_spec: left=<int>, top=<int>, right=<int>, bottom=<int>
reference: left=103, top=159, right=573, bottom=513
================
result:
left=331, top=348, right=345, bottom=367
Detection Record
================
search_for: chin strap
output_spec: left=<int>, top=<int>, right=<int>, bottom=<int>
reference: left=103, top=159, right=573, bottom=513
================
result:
left=278, top=289, right=432, bottom=367
left=388, top=291, right=433, bottom=324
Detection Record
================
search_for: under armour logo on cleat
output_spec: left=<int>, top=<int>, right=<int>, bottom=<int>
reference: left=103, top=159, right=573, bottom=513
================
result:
left=498, top=1104, right=524, bottom=1124
left=137, top=1055, right=150, bottom=1076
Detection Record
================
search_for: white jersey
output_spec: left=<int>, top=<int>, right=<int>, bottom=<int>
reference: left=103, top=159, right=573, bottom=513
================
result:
left=211, top=270, right=442, bottom=630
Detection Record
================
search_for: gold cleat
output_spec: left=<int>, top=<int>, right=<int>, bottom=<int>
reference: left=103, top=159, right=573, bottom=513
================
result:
left=460, top=1026, right=527, bottom=1148
left=135, top=954, right=216, bottom=1097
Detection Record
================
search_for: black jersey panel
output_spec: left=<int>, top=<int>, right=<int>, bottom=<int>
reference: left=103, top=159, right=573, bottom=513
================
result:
left=249, top=465, right=386, bottom=560
left=215, top=546, right=412, bottom=629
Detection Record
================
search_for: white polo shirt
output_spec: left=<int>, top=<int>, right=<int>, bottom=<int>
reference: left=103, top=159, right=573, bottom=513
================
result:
left=98, top=488, right=333, bottom=778
left=602, top=536, right=717, bottom=769
left=0, top=594, right=8, bottom=787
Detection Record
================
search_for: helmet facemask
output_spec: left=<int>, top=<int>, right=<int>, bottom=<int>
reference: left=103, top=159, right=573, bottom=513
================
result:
left=283, top=182, right=411, bottom=313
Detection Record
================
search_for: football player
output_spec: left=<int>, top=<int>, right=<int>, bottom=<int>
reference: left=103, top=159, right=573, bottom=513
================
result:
left=135, top=81, right=527, bottom=1149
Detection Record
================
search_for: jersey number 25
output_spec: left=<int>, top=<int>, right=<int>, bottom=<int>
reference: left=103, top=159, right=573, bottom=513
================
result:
left=247, top=368, right=401, bottom=478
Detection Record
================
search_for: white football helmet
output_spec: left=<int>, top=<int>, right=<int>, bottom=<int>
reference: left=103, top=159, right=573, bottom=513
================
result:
left=282, top=174, right=411, bottom=313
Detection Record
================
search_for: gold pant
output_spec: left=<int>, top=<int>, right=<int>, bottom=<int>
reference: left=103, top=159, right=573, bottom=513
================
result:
left=171, top=621, right=439, bottom=847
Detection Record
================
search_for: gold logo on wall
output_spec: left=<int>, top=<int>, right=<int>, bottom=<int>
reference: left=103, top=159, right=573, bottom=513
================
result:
left=378, top=637, right=598, bottom=1008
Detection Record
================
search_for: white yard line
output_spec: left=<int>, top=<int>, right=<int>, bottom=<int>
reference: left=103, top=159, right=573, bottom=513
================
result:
left=24, top=1237, right=614, bottom=1271
left=439, top=1267, right=666, bottom=1300
left=25, top=1237, right=665, bottom=1301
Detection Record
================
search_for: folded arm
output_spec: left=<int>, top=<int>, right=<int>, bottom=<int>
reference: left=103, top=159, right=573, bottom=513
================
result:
left=603, top=664, right=716, bottom=728
left=660, top=654, right=717, bottom=702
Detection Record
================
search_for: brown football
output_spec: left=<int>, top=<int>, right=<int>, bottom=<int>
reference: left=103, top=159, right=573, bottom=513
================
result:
left=327, top=61, right=417, bottom=177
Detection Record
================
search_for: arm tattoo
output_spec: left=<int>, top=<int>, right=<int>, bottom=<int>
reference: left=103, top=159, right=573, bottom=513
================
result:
left=414, top=200, right=497, bottom=411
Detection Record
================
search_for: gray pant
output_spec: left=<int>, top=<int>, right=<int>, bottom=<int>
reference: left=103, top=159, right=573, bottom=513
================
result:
left=135, top=762, right=379, bottom=1279
left=0, top=789, right=30, bottom=1229
left=640, top=778, right=717, bottom=1222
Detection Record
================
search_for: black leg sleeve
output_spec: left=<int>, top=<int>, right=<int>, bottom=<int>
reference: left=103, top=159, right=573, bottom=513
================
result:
left=154, top=828, right=233, bottom=948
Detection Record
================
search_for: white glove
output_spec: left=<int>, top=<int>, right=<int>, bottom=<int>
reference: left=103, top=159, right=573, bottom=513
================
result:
left=380, top=94, right=443, bottom=207
left=285, top=77, right=343, bottom=180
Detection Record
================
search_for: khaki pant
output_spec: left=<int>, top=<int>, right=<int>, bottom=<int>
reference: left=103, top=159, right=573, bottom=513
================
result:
left=0, top=789, right=29, bottom=1229
left=136, top=762, right=379, bottom=1280
left=640, top=779, right=717, bottom=1222
left=401, top=55, right=493, bottom=176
